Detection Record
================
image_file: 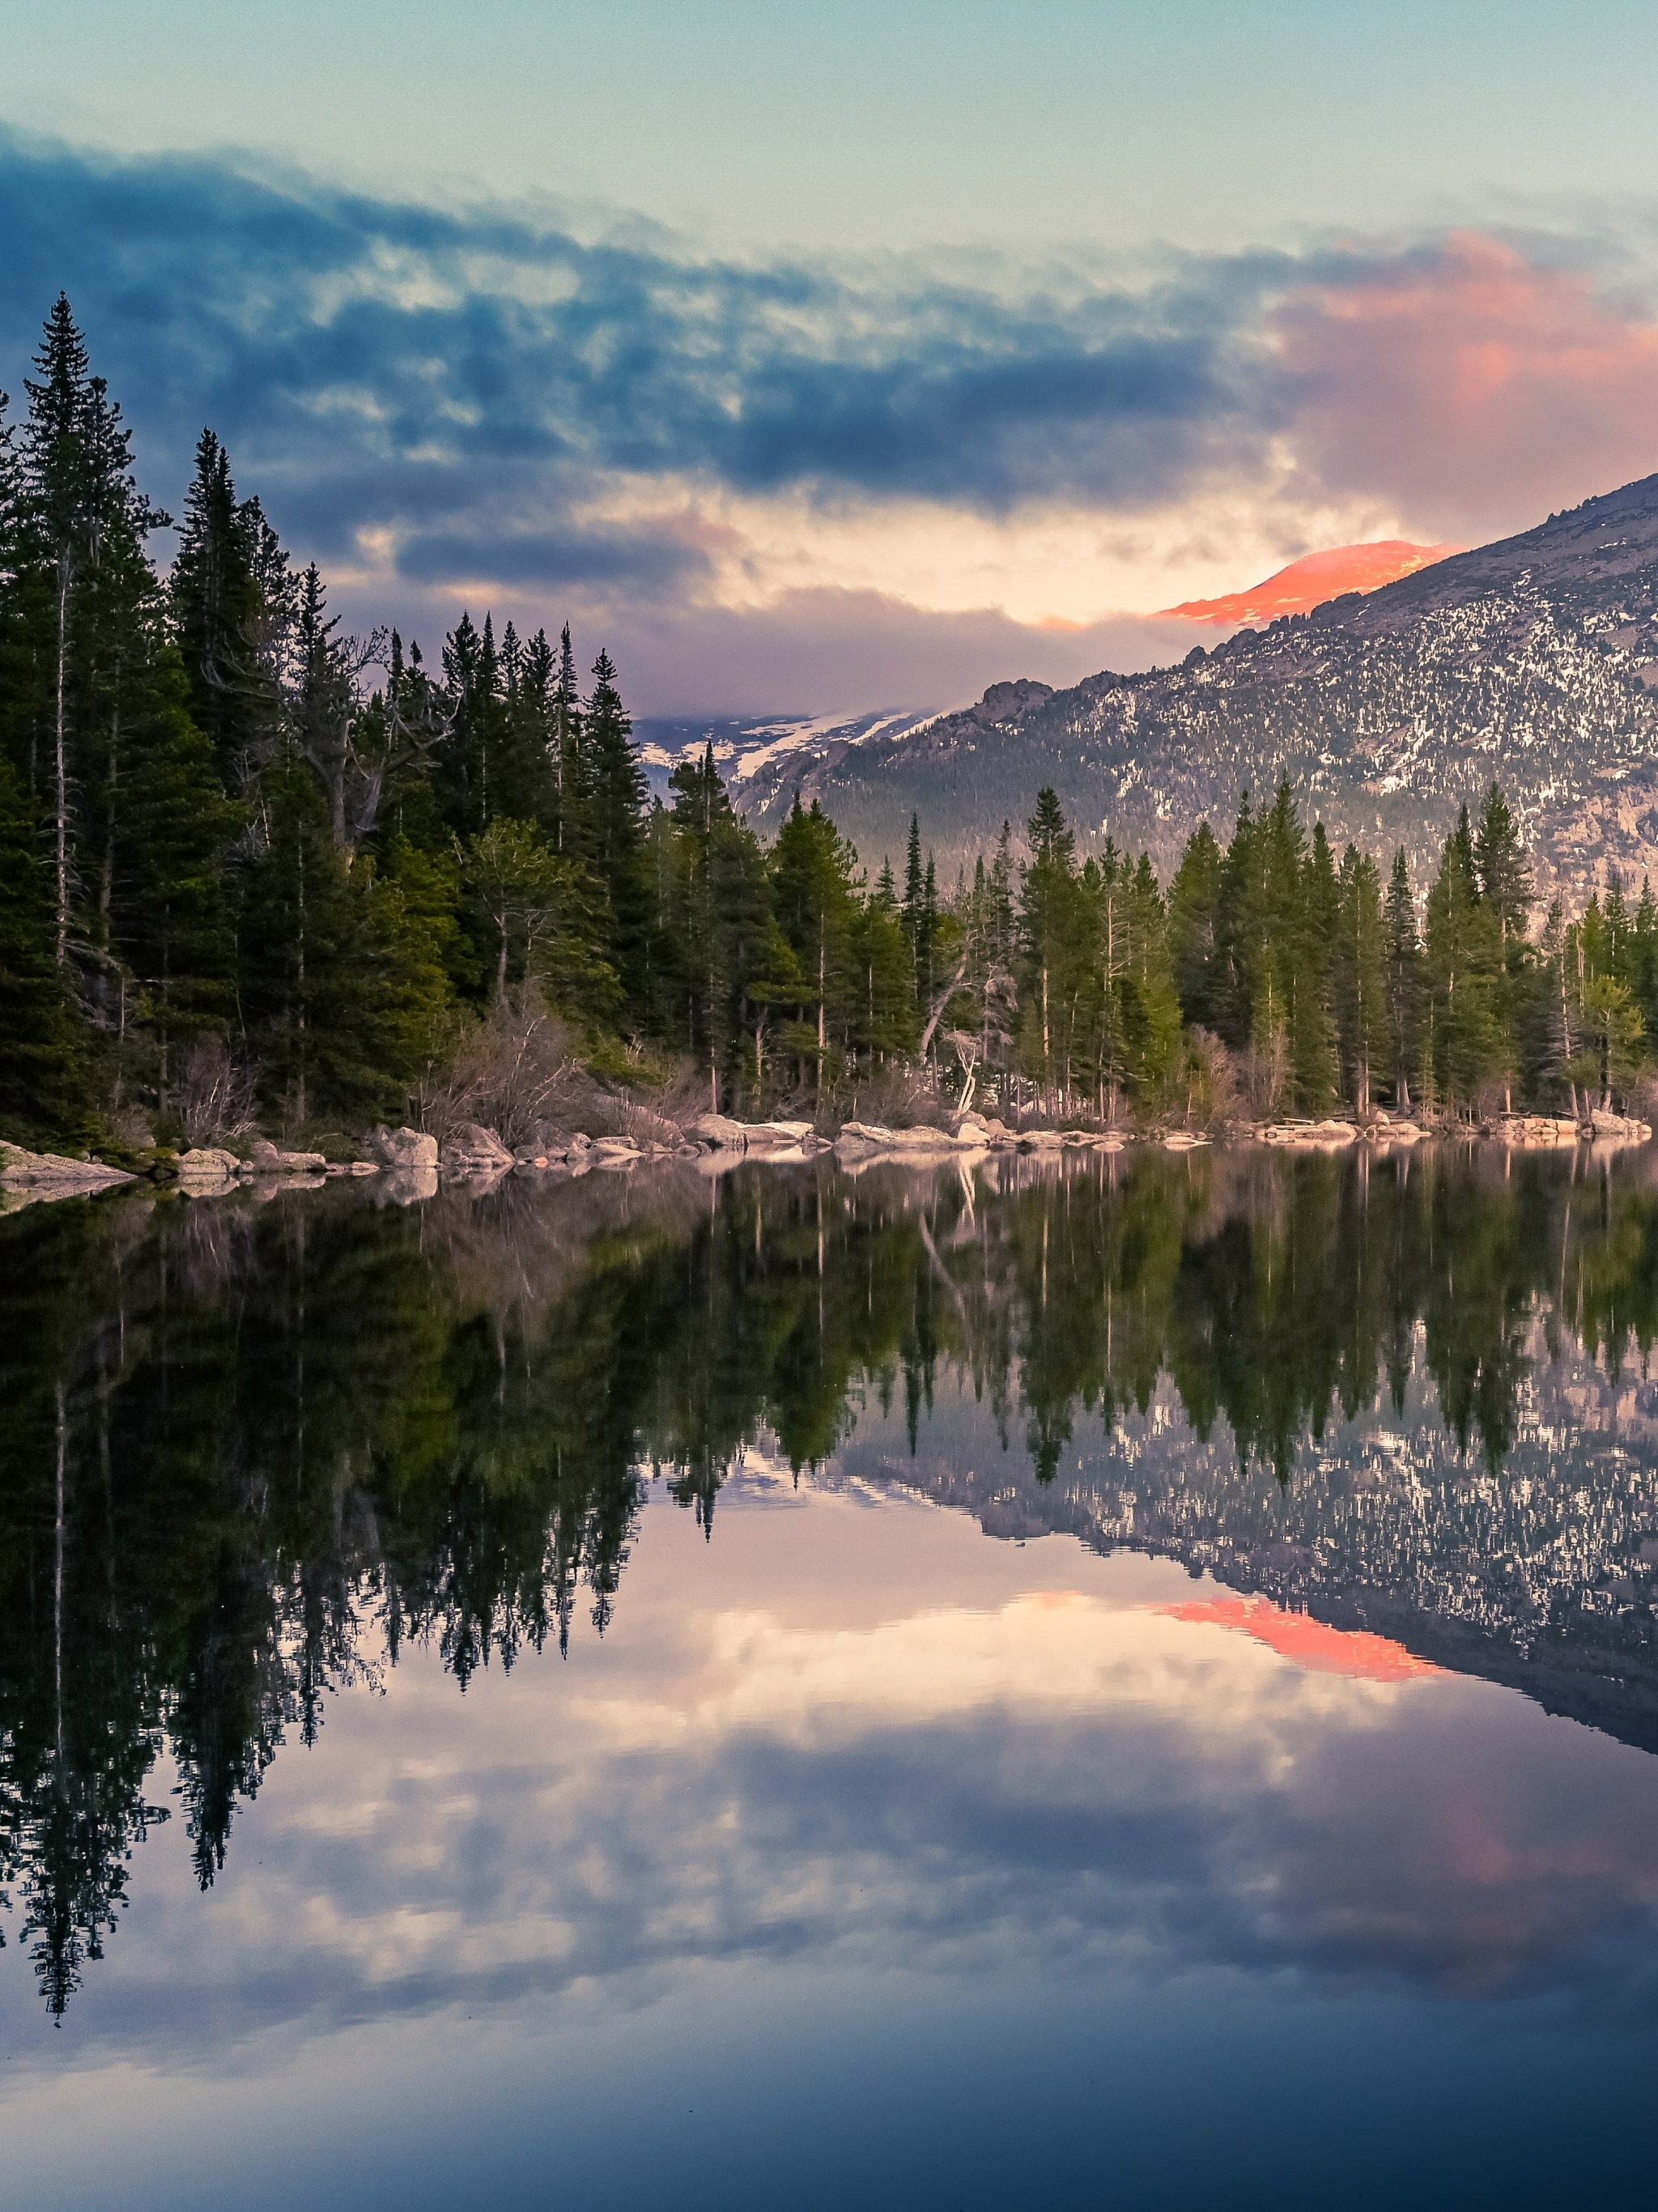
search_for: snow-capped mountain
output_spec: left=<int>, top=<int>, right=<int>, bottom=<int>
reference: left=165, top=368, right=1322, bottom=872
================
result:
left=722, top=471, right=1658, bottom=897
left=634, top=708, right=943, bottom=803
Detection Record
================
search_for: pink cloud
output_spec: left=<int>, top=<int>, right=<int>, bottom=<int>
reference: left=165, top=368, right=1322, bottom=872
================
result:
left=1278, top=232, right=1658, bottom=538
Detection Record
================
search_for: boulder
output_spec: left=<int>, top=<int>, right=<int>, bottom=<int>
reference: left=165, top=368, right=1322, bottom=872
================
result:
left=0, top=1142, right=135, bottom=1193
left=747, top=1120, right=818, bottom=1151
left=438, top=1122, right=514, bottom=1177
left=249, top=1137, right=328, bottom=1174
left=694, top=1112, right=750, bottom=1150
left=176, top=1146, right=240, bottom=1185
left=1589, top=1109, right=1652, bottom=1141
left=370, top=1125, right=439, bottom=1171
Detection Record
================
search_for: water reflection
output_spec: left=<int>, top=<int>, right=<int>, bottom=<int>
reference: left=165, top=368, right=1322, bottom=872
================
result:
left=2, top=1143, right=1658, bottom=2022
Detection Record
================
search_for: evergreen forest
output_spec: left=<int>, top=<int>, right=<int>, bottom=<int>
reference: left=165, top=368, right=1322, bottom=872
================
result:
left=3, top=295, right=1656, bottom=1153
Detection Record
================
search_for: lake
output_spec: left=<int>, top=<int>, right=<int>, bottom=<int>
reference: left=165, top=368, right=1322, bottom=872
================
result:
left=3, top=1142, right=1658, bottom=2208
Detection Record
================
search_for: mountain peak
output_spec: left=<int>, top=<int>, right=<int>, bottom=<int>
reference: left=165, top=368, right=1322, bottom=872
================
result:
left=1158, top=540, right=1460, bottom=626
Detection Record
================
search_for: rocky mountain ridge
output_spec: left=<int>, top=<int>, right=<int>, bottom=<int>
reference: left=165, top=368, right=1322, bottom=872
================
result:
left=738, top=470, right=1658, bottom=897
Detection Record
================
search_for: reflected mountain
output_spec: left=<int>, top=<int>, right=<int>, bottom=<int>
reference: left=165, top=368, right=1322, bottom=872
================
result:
left=2, top=1142, right=1658, bottom=2012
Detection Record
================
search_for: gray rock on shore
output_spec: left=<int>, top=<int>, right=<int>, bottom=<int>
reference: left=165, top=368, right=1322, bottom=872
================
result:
left=371, top=1125, right=440, bottom=1170
left=438, top=1122, right=515, bottom=1179
left=249, top=1137, right=329, bottom=1174
left=176, top=1146, right=242, bottom=1187
left=0, top=1142, right=135, bottom=1202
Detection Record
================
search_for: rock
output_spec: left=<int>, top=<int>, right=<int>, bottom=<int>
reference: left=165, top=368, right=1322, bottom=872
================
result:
left=370, top=1125, right=439, bottom=1171
left=570, top=1131, right=593, bottom=1152
left=592, top=1137, right=640, bottom=1156
left=837, top=1121, right=895, bottom=1147
left=349, top=1160, right=380, bottom=1176
left=1589, top=1109, right=1652, bottom=1141
left=250, top=1137, right=329, bottom=1174
left=0, top=1142, right=135, bottom=1194
left=176, top=1146, right=240, bottom=1185
left=692, top=1112, right=744, bottom=1148
left=1163, top=1130, right=1208, bottom=1150
left=744, top=1119, right=814, bottom=1148
left=438, top=1122, right=514, bottom=1178
left=1261, top=1120, right=1354, bottom=1148
left=1019, top=1129, right=1065, bottom=1150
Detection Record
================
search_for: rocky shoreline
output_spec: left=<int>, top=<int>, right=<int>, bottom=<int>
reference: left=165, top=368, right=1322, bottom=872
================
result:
left=6, top=1103, right=1652, bottom=1212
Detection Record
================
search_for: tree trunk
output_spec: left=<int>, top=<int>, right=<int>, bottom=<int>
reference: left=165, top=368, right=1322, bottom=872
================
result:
left=54, top=560, right=70, bottom=966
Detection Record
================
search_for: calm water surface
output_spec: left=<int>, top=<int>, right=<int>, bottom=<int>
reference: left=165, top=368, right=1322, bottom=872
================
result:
left=4, top=1144, right=1658, bottom=2208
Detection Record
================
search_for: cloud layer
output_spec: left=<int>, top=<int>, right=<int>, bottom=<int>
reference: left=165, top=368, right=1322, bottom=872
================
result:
left=5, top=134, right=1658, bottom=711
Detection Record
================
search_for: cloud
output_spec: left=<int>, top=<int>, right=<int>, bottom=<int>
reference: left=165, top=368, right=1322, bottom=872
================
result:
left=1277, top=232, right=1658, bottom=539
left=5, top=134, right=1658, bottom=711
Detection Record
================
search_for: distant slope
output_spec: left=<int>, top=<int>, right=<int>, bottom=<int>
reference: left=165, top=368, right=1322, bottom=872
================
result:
left=738, top=472, right=1658, bottom=896
left=1158, top=538, right=1460, bottom=625
left=634, top=708, right=941, bottom=801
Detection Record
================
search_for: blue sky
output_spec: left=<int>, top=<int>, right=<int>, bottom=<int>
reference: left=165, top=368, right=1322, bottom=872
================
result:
left=6, top=3, right=1658, bottom=711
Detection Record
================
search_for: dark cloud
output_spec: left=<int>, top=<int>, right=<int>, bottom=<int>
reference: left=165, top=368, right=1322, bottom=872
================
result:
left=8, top=134, right=1652, bottom=712
left=0, top=130, right=1290, bottom=564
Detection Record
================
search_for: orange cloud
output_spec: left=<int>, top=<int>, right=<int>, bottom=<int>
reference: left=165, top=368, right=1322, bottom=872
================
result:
left=1278, top=232, right=1658, bottom=539
left=1158, top=1595, right=1443, bottom=1683
left=1157, top=538, right=1460, bottom=625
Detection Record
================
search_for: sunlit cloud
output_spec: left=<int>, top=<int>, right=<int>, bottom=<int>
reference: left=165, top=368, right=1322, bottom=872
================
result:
left=5, top=134, right=1658, bottom=709
left=1277, top=232, right=1658, bottom=538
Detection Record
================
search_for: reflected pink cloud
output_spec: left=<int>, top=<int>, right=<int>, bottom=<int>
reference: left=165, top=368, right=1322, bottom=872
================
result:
left=1158, top=1594, right=1445, bottom=1683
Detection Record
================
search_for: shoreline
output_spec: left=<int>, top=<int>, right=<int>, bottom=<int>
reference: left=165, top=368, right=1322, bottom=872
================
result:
left=7, top=1107, right=1653, bottom=1213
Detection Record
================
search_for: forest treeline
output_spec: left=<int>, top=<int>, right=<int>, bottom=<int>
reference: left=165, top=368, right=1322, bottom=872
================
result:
left=2, top=293, right=1655, bottom=1151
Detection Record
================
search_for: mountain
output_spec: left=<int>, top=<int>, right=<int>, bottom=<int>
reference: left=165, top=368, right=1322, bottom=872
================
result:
left=834, top=1307, right=1658, bottom=1759
left=1157, top=538, right=1460, bottom=625
left=634, top=708, right=942, bottom=800
left=735, top=471, right=1658, bottom=897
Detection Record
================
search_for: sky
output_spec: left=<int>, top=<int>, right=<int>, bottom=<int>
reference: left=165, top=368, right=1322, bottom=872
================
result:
left=6, top=2, right=1658, bottom=713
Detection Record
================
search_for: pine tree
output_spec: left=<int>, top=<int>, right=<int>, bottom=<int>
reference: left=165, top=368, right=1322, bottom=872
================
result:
left=1473, top=782, right=1533, bottom=952
left=117, top=651, right=244, bottom=1116
left=0, top=755, right=87, bottom=1141
left=1425, top=806, right=1503, bottom=1112
left=171, top=429, right=264, bottom=784
left=1017, top=789, right=1085, bottom=1105
left=18, top=299, right=167, bottom=973
left=583, top=649, right=648, bottom=1007
left=1294, top=822, right=1341, bottom=1110
left=551, top=623, right=587, bottom=857
left=770, top=798, right=861, bottom=1102
left=1333, top=845, right=1387, bottom=1113
left=1383, top=850, right=1423, bottom=1108
left=1167, top=821, right=1222, bottom=1030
